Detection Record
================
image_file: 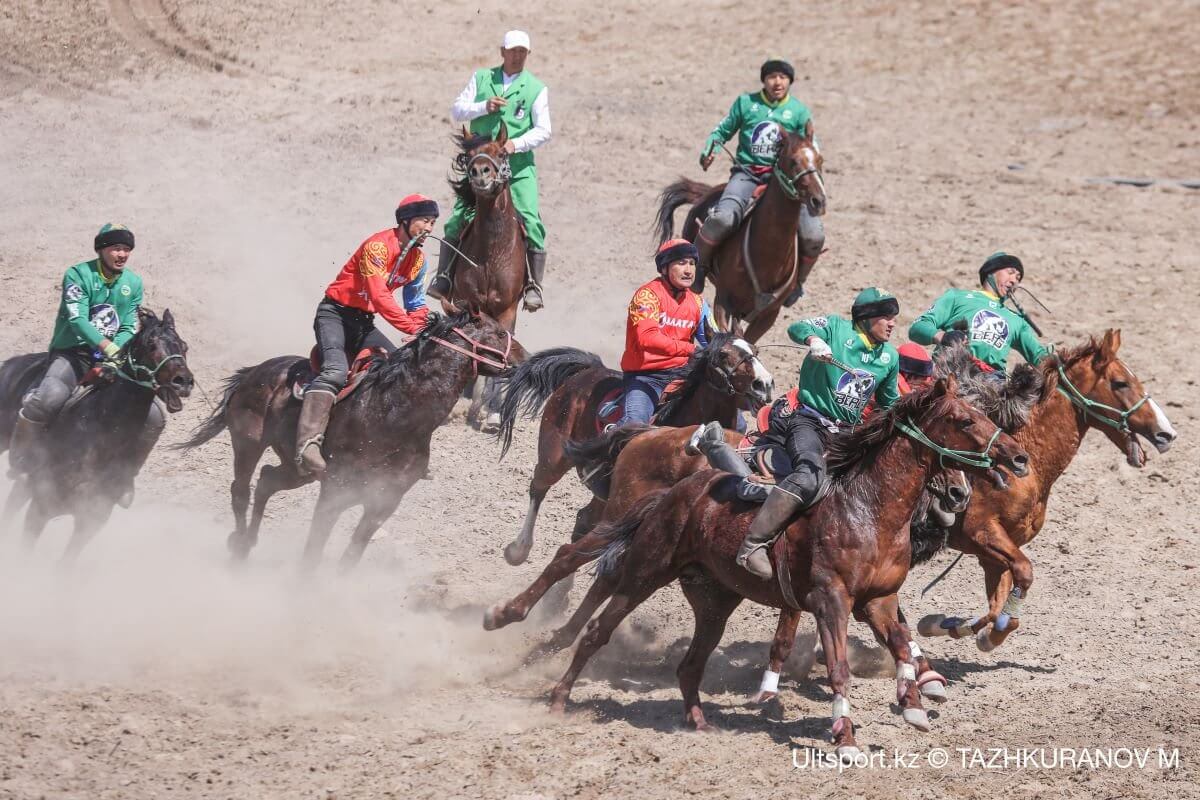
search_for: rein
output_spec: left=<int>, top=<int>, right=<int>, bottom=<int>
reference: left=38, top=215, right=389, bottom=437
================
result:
left=429, top=326, right=513, bottom=376
left=894, top=418, right=1002, bottom=469
left=772, top=163, right=819, bottom=200
left=115, top=351, right=186, bottom=391
left=1055, top=363, right=1149, bottom=434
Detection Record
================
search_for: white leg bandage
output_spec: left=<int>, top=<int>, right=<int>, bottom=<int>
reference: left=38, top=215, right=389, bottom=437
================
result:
left=908, top=641, right=923, bottom=659
left=758, top=670, right=780, bottom=696
left=832, top=694, right=851, bottom=722
left=896, top=662, right=916, bottom=682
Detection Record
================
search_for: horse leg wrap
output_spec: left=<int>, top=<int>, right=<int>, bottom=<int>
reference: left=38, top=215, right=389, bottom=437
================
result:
left=908, top=640, right=923, bottom=660
left=831, top=694, right=851, bottom=725
left=896, top=662, right=916, bottom=703
left=995, top=587, right=1024, bottom=632
left=758, top=669, right=780, bottom=697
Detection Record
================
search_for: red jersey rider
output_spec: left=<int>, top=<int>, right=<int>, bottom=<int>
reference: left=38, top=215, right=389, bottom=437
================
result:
left=897, top=342, right=934, bottom=393
left=617, top=239, right=713, bottom=426
left=296, top=194, right=441, bottom=477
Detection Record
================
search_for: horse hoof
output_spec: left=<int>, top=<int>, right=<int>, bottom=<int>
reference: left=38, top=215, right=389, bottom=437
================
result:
left=835, top=745, right=862, bottom=762
left=902, top=707, right=931, bottom=732
left=480, top=413, right=501, bottom=434
left=503, top=541, right=530, bottom=566
left=226, top=532, right=250, bottom=560
left=482, top=605, right=504, bottom=631
left=917, top=614, right=952, bottom=637
left=976, top=628, right=998, bottom=653
left=548, top=699, right=567, bottom=715
left=918, top=679, right=948, bottom=704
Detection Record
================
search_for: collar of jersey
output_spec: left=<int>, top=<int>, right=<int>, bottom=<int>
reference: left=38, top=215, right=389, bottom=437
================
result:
left=853, top=324, right=880, bottom=352
left=758, top=91, right=790, bottom=108
left=93, top=259, right=118, bottom=286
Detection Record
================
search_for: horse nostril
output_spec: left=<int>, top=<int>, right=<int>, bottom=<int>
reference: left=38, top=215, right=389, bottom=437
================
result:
left=1154, top=431, right=1176, bottom=444
left=949, top=486, right=967, bottom=503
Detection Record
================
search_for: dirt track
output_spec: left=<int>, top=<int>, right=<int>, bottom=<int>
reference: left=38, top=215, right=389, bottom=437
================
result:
left=1, top=1, right=1198, bottom=797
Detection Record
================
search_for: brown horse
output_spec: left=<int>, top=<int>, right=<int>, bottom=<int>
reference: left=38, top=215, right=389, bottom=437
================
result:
left=439, top=126, right=528, bottom=431
left=179, top=311, right=525, bottom=567
left=655, top=131, right=825, bottom=342
left=493, top=332, right=773, bottom=566
left=532, top=377, right=1029, bottom=756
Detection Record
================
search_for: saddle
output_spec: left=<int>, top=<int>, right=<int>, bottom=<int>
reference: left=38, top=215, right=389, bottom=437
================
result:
left=289, top=346, right=387, bottom=403
left=594, top=378, right=687, bottom=434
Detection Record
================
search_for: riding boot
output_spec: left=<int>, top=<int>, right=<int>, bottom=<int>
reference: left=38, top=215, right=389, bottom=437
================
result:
left=784, top=253, right=820, bottom=307
left=736, top=487, right=804, bottom=580
left=427, top=238, right=459, bottom=301
left=693, top=234, right=718, bottom=295
left=523, top=248, right=546, bottom=312
left=7, top=409, right=47, bottom=477
left=685, top=421, right=751, bottom=476
left=295, top=389, right=336, bottom=478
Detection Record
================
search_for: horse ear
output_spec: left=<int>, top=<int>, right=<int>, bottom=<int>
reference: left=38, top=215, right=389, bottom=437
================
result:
left=496, top=121, right=508, bottom=146
left=933, top=374, right=956, bottom=397
left=137, top=306, right=157, bottom=325
left=162, top=308, right=175, bottom=329
left=1096, top=329, right=1121, bottom=366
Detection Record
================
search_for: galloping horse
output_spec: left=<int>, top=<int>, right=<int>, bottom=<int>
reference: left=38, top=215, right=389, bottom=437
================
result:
left=654, top=131, right=825, bottom=342
left=0, top=308, right=194, bottom=561
left=521, top=378, right=1029, bottom=756
left=493, top=332, right=772, bottom=566
left=180, top=312, right=525, bottom=568
left=439, top=126, right=529, bottom=431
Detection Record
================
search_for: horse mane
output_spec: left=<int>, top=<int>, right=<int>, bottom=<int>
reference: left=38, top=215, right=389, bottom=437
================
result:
left=932, top=341, right=1043, bottom=431
left=824, top=385, right=958, bottom=489
left=653, top=332, right=737, bottom=425
left=356, top=310, right=475, bottom=393
left=447, top=132, right=493, bottom=209
left=1036, top=337, right=1104, bottom=401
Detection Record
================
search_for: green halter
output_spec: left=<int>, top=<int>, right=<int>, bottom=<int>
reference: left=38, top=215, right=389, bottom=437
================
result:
left=894, top=418, right=1002, bottom=469
left=772, top=162, right=818, bottom=200
left=1055, top=362, right=1148, bottom=434
left=115, top=351, right=186, bottom=391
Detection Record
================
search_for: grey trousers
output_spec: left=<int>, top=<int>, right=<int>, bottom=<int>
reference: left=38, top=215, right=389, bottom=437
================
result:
left=22, top=350, right=91, bottom=424
left=704, top=167, right=825, bottom=257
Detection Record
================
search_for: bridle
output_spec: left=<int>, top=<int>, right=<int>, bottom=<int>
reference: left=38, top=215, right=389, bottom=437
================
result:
left=1056, top=361, right=1149, bottom=435
left=707, top=344, right=763, bottom=403
left=772, top=147, right=825, bottom=201
left=894, top=417, right=1003, bottom=470
left=468, top=151, right=512, bottom=194
left=115, top=349, right=187, bottom=392
left=429, top=326, right=514, bottom=377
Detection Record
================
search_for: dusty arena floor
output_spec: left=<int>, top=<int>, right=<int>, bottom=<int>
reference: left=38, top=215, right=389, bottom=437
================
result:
left=1, top=1, right=1198, bottom=797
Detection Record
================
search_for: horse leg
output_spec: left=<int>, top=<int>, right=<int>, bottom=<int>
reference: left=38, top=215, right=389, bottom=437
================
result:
left=742, top=304, right=782, bottom=345
left=752, top=609, right=803, bottom=703
left=811, top=586, right=858, bottom=758
left=3, top=475, right=32, bottom=521
left=21, top=493, right=51, bottom=553
left=338, top=476, right=416, bottom=572
left=524, top=572, right=617, bottom=662
left=504, top=448, right=571, bottom=566
left=533, top=496, right=607, bottom=621
left=478, top=377, right=501, bottom=434
left=228, top=437, right=266, bottom=551
left=896, top=603, right=948, bottom=704
left=467, top=377, right=486, bottom=429
left=61, top=504, right=114, bottom=566
left=238, top=461, right=312, bottom=560
left=855, top=595, right=929, bottom=732
left=976, top=539, right=1033, bottom=652
left=300, top=482, right=354, bottom=572
left=677, top=575, right=743, bottom=731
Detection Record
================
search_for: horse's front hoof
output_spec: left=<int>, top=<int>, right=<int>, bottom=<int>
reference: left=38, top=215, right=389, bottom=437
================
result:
left=750, top=690, right=778, bottom=705
left=835, top=744, right=862, bottom=763
left=918, top=675, right=948, bottom=704
left=901, top=707, right=931, bottom=732
left=503, top=541, right=530, bottom=566
left=917, top=614, right=952, bottom=637
left=482, top=604, right=507, bottom=631
left=976, top=628, right=998, bottom=652
left=480, top=413, right=501, bottom=434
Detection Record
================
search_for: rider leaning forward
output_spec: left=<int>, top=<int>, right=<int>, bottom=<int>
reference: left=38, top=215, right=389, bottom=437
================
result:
left=295, top=195, right=441, bottom=478
left=695, top=58, right=824, bottom=304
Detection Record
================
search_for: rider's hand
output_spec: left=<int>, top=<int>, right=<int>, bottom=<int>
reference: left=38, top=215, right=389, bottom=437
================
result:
left=807, top=337, right=834, bottom=363
left=699, top=152, right=715, bottom=171
left=940, top=329, right=969, bottom=349
left=502, top=140, right=517, bottom=155
left=100, top=339, right=120, bottom=359
left=424, top=310, right=443, bottom=328
left=486, top=96, right=507, bottom=113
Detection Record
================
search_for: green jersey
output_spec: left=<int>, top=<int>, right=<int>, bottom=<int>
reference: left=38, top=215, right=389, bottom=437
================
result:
left=48, top=259, right=143, bottom=353
left=787, top=313, right=900, bottom=425
left=909, top=288, right=1049, bottom=371
left=703, top=91, right=812, bottom=169
left=468, top=67, right=546, bottom=173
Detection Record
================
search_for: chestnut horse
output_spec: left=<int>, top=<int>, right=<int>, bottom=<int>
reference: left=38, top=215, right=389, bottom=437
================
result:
left=654, top=131, right=825, bottom=342
left=532, top=377, right=1029, bottom=756
left=493, top=332, right=772, bottom=566
left=179, top=312, right=525, bottom=568
left=440, top=126, right=528, bottom=431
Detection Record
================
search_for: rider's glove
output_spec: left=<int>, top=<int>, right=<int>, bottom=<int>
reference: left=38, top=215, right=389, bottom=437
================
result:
left=807, top=338, right=834, bottom=363
left=423, top=310, right=443, bottom=329
left=101, top=340, right=121, bottom=359
left=940, top=329, right=969, bottom=349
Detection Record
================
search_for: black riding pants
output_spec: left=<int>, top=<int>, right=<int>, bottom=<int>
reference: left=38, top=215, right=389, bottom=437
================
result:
left=764, top=401, right=830, bottom=504
left=311, top=297, right=397, bottom=394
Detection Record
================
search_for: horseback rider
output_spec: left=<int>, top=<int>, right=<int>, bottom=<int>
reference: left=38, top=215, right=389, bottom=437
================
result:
left=617, top=239, right=714, bottom=426
left=295, top=195, right=440, bottom=478
left=8, top=224, right=161, bottom=499
left=909, top=252, right=1050, bottom=377
left=430, top=29, right=552, bottom=311
left=694, top=58, right=823, bottom=303
left=897, top=342, right=934, bottom=393
left=688, top=288, right=901, bottom=580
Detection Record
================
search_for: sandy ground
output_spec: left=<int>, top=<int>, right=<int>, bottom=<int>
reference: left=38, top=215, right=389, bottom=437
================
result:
left=1, top=0, right=1199, bottom=797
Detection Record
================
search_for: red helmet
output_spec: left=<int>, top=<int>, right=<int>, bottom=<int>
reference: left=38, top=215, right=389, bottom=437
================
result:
left=396, top=194, right=440, bottom=224
left=655, top=238, right=699, bottom=271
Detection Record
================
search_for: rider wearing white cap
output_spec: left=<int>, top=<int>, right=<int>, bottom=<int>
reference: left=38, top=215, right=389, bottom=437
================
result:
left=432, top=29, right=553, bottom=311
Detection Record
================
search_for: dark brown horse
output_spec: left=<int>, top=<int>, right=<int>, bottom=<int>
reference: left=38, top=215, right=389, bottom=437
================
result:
left=0, top=309, right=194, bottom=561
left=493, top=332, right=773, bottom=566
left=439, top=126, right=528, bottom=431
left=655, top=131, right=825, bottom=342
left=179, top=311, right=525, bottom=568
left=530, top=377, right=1029, bottom=756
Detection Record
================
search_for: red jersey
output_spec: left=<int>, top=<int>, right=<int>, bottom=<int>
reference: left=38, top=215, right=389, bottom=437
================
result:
left=620, top=277, right=704, bottom=372
left=324, top=227, right=429, bottom=335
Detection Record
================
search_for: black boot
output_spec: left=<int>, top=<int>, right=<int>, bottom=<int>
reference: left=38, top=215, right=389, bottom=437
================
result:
left=8, top=409, right=47, bottom=477
left=295, top=390, right=335, bottom=477
left=784, top=253, right=819, bottom=307
left=685, top=421, right=750, bottom=476
left=693, top=235, right=718, bottom=295
left=736, top=487, right=804, bottom=580
left=523, top=248, right=546, bottom=312
left=427, top=238, right=459, bottom=301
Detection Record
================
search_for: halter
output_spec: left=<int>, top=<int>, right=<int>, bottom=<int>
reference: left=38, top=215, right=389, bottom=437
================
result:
left=115, top=350, right=187, bottom=391
left=894, top=418, right=1002, bottom=469
left=708, top=348, right=757, bottom=398
left=467, top=152, right=512, bottom=194
left=772, top=162, right=820, bottom=200
left=430, top=326, right=514, bottom=377
left=1055, top=362, right=1149, bottom=434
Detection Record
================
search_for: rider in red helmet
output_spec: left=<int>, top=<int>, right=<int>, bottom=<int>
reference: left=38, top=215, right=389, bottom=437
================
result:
left=896, top=342, right=934, bottom=393
left=295, top=195, right=441, bottom=477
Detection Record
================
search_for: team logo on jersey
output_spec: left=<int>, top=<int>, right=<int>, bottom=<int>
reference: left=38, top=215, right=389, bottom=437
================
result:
left=120, top=284, right=132, bottom=296
left=64, top=282, right=84, bottom=302
left=628, top=287, right=660, bottom=323
left=749, top=121, right=783, bottom=159
left=880, top=352, right=891, bottom=364
left=358, top=240, right=390, bottom=278
left=970, top=309, right=1010, bottom=350
left=805, top=316, right=828, bottom=328
left=89, top=304, right=120, bottom=338
left=834, top=369, right=876, bottom=416
left=782, top=109, right=793, bottom=120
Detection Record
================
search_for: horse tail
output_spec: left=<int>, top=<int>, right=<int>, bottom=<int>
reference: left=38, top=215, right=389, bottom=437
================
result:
left=587, top=488, right=671, bottom=578
left=494, top=347, right=604, bottom=458
left=653, top=177, right=715, bottom=244
left=562, top=423, right=651, bottom=472
left=175, top=366, right=252, bottom=449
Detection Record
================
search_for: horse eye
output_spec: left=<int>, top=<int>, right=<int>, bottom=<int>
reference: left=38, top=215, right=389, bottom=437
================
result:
left=957, top=418, right=974, bottom=430
left=1111, top=380, right=1129, bottom=391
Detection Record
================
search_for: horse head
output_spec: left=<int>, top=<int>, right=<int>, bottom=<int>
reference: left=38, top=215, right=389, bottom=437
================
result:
left=775, top=131, right=826, bottom=217
left=129, top=307, right=194, bottom=413
left=910, top=374, right=1029, bottom=489
left=1054, top=329, right=1177, bottom=466
left=926, top=468, right=972, bottom=514
left=706, top=334, right=773, bottom=411
left=457, top=124, right=512, bottom=198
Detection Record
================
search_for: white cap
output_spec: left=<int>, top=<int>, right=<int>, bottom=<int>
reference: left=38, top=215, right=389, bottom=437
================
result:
left=502, top=30, right=531, bottom=50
